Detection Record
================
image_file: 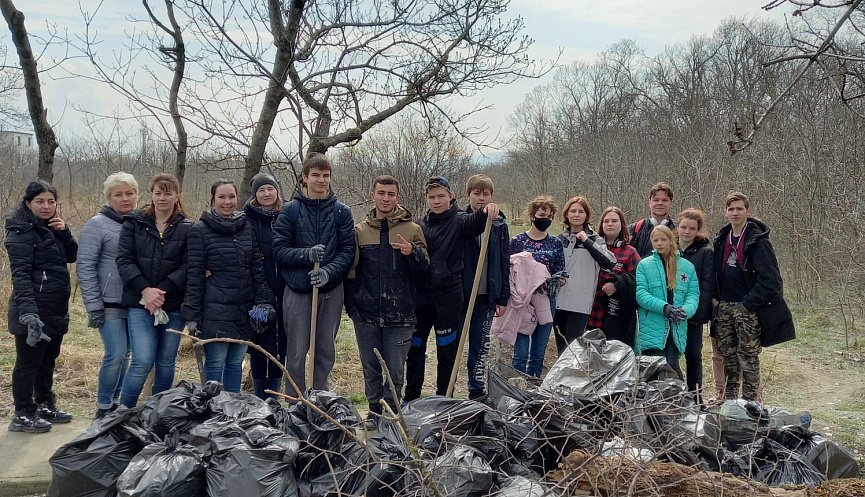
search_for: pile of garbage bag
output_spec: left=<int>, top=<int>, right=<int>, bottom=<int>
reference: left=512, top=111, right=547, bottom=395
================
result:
left=47, top=331, right=859, bottom=497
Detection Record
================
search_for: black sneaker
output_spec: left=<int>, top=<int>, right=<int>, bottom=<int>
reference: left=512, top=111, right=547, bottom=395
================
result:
left=37, top=403, right=73, bottom=424
left=8, top=410, right=52, bottom=433
left=468, top=389, right=487, bottom=401
left=364, top=411, right=379, bottom=431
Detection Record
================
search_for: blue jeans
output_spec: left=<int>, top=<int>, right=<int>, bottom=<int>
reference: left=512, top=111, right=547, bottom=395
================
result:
left=512, top=297, right=556, bottom=377
left=97, top=317, right=131, bottom=409
left=120, top=308, right=183, bottom=407
left=462, top=299, right=495, bottom=393
left=203, top=342, right=248, bottom=393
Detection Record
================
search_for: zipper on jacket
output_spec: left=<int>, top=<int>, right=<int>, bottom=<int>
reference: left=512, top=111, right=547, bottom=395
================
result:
left=102, top=272, right=112, bottom=295
left=40, top=271, right=47, bottom=292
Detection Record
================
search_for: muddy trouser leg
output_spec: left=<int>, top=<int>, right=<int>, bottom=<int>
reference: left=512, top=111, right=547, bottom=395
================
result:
left=685, top=321, right=703, bottom=394
left=710, top=337, right=726, bottom=391
left=735, top=308, right=762, bottom=401
left=405, top=295, right=433, bottom=402
left=715, top=301, right=742, bottom=399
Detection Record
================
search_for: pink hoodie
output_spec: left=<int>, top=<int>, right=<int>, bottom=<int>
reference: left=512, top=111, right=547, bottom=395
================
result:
left=491, top=251, right=553, bottom=345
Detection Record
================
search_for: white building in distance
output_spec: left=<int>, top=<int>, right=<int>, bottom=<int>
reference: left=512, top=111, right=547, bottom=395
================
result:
left=0, top=130, right=34, bottom=148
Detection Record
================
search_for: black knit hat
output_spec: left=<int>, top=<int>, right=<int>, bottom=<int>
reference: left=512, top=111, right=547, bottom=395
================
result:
left=250, top=173, right=281, bottom=196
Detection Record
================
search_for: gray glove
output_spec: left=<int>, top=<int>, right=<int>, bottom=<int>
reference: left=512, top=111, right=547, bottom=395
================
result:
left=186, top=321, right=200, bottom=337
left=309, top=267, right=330, bottom=288
left=307, top=244, right=326, bottom=263
left=249, top=304, right=277, bottom=322
left=20, top=313, right=50, bottom=347
left=88, top=310, right=105, bottom=329
left=663, top=305, right=687, bottom=323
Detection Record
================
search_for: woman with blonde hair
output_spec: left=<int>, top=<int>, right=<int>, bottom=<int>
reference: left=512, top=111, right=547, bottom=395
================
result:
left=635, top=225, right=699, bottom=380
left=77, top=172, right=139, bottom=418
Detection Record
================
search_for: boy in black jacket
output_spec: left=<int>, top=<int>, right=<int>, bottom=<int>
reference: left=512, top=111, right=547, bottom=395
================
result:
left=404, top=176, right=500, bottom=402
left=272, top=153, right=356, bottom=398
left=712, top=191, right=792, bottom=402
left=460, top=175, right=509, bottom=400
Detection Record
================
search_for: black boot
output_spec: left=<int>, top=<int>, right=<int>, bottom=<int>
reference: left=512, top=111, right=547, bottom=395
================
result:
left=37, top=401, right=73, bottom=424
left=9, top=409, right=52, bottom=433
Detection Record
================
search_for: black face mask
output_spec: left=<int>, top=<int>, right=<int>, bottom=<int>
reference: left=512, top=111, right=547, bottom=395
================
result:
left=533, top=217, right=553, bottom=232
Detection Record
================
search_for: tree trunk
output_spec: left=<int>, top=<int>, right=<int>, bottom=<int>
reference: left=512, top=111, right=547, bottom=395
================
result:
left=240, top=0, right=302, bottom=200
left=0, top=0, right=58, bottom=182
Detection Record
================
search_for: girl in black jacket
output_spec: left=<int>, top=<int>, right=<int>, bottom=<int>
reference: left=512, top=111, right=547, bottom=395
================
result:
left=243, top=173, right=286, bottom=399
left=183, top=179, right=274, bottom=393
left=117, top=174, right=193, bottom=407
left=677, top=208, right=715, bottom=403
left=5, top=181, right=77, bottom=433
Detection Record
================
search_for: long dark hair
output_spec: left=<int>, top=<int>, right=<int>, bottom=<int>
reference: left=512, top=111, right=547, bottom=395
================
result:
left=142, top=173, right=186, bottom=219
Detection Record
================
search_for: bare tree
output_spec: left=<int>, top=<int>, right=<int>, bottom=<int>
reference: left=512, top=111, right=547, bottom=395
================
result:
left=175, top=0, right=552, bottom=198
left=0, top=0, right=58, bottom=182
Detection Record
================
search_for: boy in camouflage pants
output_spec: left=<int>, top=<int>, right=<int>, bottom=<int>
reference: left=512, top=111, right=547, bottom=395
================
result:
left=711, top=191, right=783, bottom=402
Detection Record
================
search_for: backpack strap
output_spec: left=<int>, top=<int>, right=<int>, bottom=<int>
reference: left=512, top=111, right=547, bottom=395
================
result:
left=634, top=218, right=645, bottom=235
left=288, top=199, right=300, bottom=224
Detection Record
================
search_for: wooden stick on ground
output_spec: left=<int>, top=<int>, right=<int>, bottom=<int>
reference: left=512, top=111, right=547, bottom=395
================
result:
left=307, top=260, right=320, bottom=390
left=446, top=216, right=493, bottom=397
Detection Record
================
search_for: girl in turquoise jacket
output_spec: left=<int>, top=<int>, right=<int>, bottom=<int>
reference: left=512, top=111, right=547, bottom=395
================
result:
left=635, top=225, right=699, bottom=380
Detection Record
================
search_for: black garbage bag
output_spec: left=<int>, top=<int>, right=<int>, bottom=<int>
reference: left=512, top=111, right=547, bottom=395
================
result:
left=208, top=390, right=275, bottom=423
left=637, top=356, right=679, bottom=382
left=48, top=407, right=155, bottom=497
left=766, top=407, right=811, bottom=429
left=138, top=380, right=223, bottom=440
left=401, top=444, right=496, bottom=497
left=718, top=399, right=769, bottom=451
left=378, top=396, right=499, bottom=450
left=115, top=428, right=207, bottom=497
left=204, top=421, right=300, bottom=497
left=334, top=436, right=411, bottom=497
left=723, top=436, right=825, bottom=486
left=764, top=425, right=860, bottom=480
left=626, top=380, right=701, bottom=464
left=287, top=391, right=362, bottom=480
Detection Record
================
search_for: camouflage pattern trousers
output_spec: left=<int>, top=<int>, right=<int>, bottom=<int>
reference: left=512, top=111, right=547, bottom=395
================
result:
left=714, top=301, right=762, bottom=401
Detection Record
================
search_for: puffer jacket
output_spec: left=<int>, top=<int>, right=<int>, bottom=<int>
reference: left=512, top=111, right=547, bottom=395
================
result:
left=182, top=210, right=273, bottom=340
left=5, top=202, right=78, bottom=337
left=635, top=251, right=699, bottom=355
left=491, top=252, right=553, bottom=346
left=244, top=198, right=286, bottom=302
left=77, top=205, right=126, bottom=312
left=346, top=205, right=429, bottom=326
left=462, top=206, right=510, bottom=307
left=417, top=201, right=487, bottom=294
left=680, top=236, right=714, bottom=324
left=272, top=183, right=356, bottom=294
left=116, top=209, right=193, bottom=312
left=556, top=225, right=616, bottom=314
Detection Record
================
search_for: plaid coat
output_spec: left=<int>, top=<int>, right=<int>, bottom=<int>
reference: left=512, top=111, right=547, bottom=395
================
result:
left=588, top=243, right=640, bottom=328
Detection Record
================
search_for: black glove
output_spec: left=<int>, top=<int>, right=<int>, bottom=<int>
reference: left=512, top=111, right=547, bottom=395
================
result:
left=88, top=310, right=106, bottom=329
left=307, top=244, right=326, bottom=263
left=251, top=317, right=268, bottom=334
left=186, top=321, right=200, bottom=337
left=20, top=314, right=50, bottom=347
left=309, top=267, right=330, bottom=288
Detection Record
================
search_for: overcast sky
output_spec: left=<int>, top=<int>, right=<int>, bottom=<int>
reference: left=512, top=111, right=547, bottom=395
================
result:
left=18, top=0, right=789, bottom=152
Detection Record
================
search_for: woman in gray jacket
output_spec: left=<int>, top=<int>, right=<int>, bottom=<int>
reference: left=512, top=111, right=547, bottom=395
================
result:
left=555, top=196, right=616, bottom=354
left=76, top=172, right=138, bottom=418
